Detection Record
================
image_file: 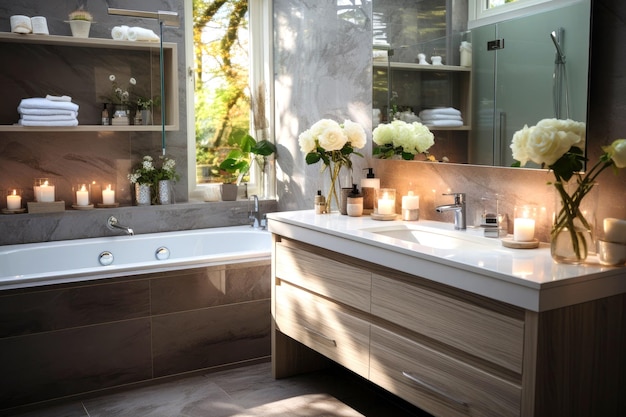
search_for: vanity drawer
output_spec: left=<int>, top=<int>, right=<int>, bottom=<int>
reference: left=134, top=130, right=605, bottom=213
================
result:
left=370, top=325, right=521, bottom=417
left=275, top=242, right=371, bottom=311
left=371, top=273, right=524, bottom=373
left=275, top=281, right=370, bottom=378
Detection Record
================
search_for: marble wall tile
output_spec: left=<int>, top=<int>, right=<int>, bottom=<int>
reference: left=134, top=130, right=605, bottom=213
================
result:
left=0, top=279, right=150, bottom=338
left=0, top=318, right=152, bottom=409
left=152, top=300, right=271, bottom=377
left=150, top=262, right=270, bottom=315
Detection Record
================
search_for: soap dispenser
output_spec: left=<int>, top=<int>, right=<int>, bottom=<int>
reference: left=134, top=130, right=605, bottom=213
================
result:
left=361, top=168, right=380, bottom=214
left=314, top=190, right=326, bottom=214
left=346, top=184, right=363, bottom=217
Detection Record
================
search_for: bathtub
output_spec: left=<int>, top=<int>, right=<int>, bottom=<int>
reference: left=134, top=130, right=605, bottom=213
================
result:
left=0, top=225, right=271, bottom=290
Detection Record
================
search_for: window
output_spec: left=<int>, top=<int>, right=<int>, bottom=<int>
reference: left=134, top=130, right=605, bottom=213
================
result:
left=468, top=0, right=580, bottom=29
left=185, top=0, right=273, bottom=197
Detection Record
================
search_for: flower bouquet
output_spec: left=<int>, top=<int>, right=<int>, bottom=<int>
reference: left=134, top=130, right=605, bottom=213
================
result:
left=372, top=120, right=434, bottom=160
left=128, top=155, right=179, bottom=205
left=511, top=118, right=626, bottom=263
left=299, top=119, right=366, bottom=213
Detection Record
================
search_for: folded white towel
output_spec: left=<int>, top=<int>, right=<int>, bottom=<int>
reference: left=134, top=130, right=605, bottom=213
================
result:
left=18, top=108, right=78, bottom=117
left=18, top=118, right=78, bottom=127
left=21, top=114, right=79, bottom=122
left=127, top=27, right=159, bottom=42
left=419, top=107, right=461, bottom=117
left=45, top=94, right=72, bottom=102
left=420, top=114, right=463, bottom=121
left=111, top=25, right=129, bottom=41
left=19, top=97, right=79, bottom=112
left=423, top=119, right=464, bottom=127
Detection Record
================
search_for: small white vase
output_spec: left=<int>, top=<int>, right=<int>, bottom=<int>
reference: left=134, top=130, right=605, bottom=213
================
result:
left=69, top=20, right=91, bottom=38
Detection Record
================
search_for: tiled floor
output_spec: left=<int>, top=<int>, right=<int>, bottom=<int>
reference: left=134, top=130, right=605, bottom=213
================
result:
left=7, top=362, right=433, bottom=417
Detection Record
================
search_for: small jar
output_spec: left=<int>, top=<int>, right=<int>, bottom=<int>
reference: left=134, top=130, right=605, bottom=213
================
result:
left=314, top=190, right=326, bottom=214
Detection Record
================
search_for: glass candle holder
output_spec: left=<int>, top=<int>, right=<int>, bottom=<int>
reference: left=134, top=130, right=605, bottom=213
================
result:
left=101, top=183, right=116, bottom=205
left=514, top=204, right=537, bottom=242
left=34, top=178, right=55, bottom=202
left=375, top=188, right=396, bottom=215
left=73, top=183, right=91, bottom=206
left=6, top=188, right=22, bottom=210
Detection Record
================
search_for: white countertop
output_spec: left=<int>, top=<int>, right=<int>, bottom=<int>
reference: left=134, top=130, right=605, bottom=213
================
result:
left=267, top=210, right=626, bottom=312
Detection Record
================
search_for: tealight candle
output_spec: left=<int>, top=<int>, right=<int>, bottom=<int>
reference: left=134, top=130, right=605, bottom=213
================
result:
left=401, top=191, right=420, bottom=221
left=76, top=184, right=89, bottom=206
left=6, top=189, right=21, bottom=210
left=513, top=204, right=537, bottom=242
left=102, top=184, right=115, bottom=205
left=38, top=180, right=55, bottom=202
left=376, top=188, right=396, bottom=215
left=603, top=218, right=626, bottom=244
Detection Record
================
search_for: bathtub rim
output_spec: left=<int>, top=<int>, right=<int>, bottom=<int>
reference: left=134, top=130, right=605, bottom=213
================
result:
left=0, top=225, right=271, bottom=291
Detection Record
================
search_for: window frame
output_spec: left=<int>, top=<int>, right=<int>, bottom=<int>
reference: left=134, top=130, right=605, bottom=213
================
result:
left=185, top=0, right=275, bottom=200
left=468, top=0, right=583, bottom=29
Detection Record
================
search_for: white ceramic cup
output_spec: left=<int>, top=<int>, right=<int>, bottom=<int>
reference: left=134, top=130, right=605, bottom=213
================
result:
left=431, top=55, right=443, bottom=65
left=31, top=16, right=49, bottom=35
left=10, top=15, right=32, bottom=34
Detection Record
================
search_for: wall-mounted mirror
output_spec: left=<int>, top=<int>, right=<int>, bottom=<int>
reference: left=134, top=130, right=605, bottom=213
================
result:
left=372, top=0, right=591, bottom=168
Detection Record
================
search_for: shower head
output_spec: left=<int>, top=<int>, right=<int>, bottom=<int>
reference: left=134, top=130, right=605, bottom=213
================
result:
left=550, top=30, right=566, bottom=62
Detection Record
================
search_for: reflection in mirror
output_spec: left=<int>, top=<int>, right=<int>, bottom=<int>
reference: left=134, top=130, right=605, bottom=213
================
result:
left=372, top=0, right=591, bottom=168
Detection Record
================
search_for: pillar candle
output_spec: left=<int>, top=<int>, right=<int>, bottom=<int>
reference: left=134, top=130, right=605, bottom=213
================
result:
left=102, top=184, right=115, bottom=205
left=514, top=217, right=535, bottom=242
left=7, top=190, right=21, bottom=210
left=377, top=198, right=395, bottom=215
left=38, top=181, right=55, bottom=202
left=76, top=185, right=89, bottom=206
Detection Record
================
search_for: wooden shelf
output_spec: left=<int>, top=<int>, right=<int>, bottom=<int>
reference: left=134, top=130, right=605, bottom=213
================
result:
left=0, top=32, right=179, bottom=132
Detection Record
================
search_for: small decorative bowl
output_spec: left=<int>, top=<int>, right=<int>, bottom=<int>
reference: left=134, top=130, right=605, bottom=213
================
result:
left=597, top=239, right=626, bottom=266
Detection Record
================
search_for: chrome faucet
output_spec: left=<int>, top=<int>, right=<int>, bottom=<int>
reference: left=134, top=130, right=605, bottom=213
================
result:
left=107, top=216, right=134, bottom=236
left=248, top=195, right=266, bottom=229
left=435, top=193, right=467, bottom=230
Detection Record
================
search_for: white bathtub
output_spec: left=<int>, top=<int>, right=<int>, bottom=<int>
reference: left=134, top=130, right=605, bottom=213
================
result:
left=0, top=226, right=271, bottom=290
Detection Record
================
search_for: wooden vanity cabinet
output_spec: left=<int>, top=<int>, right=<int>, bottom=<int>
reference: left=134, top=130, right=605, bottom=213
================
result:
left=271, top=235, right=626, bottom=417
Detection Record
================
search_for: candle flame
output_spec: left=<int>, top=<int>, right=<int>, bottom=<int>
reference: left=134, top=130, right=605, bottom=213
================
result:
left=106, top=184, right=112, bottom=191
left=11, top=189, right=17, bottom=196
left=42, top=180, right=49, bottom=187
left=80, top=184, right=87, bottom=192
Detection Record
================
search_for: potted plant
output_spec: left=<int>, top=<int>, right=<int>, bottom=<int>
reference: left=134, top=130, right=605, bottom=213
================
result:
left=136, top=96, right=160, bottom=125
left=67, top=7, right=93, bottom=38
left=218, top=134, right=276, bottom=201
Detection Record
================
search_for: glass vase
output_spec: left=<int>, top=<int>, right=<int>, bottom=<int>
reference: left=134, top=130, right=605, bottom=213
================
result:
left=550, top=180, right=597, bottom=264
left=324, top=162, right=348, bottom=213
left=135, top=183, right=151, bottom=206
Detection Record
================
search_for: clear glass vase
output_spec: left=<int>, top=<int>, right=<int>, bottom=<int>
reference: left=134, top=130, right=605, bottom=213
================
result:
left=550, top=181, right=598, bottom=264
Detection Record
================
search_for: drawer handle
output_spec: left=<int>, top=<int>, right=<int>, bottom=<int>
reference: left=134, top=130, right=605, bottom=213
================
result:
left=402, top=371, right=469, bottom=409
left=303, top=326, right=337, bottom=346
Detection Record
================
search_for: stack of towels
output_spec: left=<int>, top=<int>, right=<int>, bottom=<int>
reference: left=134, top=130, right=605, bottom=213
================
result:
left=112, top=25, right=160, bottom=42
left=419, top=107, right=464, bottom=127
left=17, top=96, right=79, bottom=127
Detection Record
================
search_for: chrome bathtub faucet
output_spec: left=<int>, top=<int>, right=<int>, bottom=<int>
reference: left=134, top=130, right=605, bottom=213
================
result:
left=435, top=192, right=466, bottom=230
left=106, top=216, right=134, bottom=236
left=248, top=195, right=267, bottom=229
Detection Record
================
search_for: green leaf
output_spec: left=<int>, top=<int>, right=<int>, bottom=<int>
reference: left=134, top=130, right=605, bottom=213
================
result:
left=251, top=139, right=276, bottom=156
left=305, top=152, right=321, bottom=165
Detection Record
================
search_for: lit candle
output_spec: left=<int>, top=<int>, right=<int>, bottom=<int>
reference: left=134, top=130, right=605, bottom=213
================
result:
left=377, top=190, right=395, bottom=215
left=76, top=184, right=89, bottom=206
left=7, top=189, right=21, bottom=210
left=514, top=218, right=535, bottom=242
left=38, top=181, right=55, bottom=202
left=401, top=192, right=419, bottom=210
left=102, top=184, right=115, bottom=205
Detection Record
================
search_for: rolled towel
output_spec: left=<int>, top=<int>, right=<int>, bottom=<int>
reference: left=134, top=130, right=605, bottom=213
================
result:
left=423, top=119, right=464, bottom=127
left=18, top=118, right=78, bottom=127
left=19, top=97, right=79, bottom=112
left=127, top=27, right=159, bottom=42
left=111, top=25, right=129, bottom=41
left=419, top=107, right=461, bottom=118
left=21, top=114, right=79, bottom=122
left=18, top=108, right=78, bottom=117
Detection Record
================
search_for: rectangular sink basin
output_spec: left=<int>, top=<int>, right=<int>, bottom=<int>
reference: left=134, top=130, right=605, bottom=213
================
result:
left=360, top=224, right=498, bottom=250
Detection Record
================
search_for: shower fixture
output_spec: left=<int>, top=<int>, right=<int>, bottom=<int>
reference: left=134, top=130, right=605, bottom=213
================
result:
left=551, top=28, right=570, bottom=119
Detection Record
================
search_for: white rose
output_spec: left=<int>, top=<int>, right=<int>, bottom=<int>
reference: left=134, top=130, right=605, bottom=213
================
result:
left=604, top=138, right=626, bottom=168
left=309, top=119, right=339, bottom=138
left=298, top=129, right=316, bottom=153
left=510, top=124, right=532, bottom=166
left=342, top=120, right=366, bottom=149
left=525, top=125, right=573, bottom=167
left=318, top=123, right=347, bottom=151
left=372, top=123, right=394, bottom=145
